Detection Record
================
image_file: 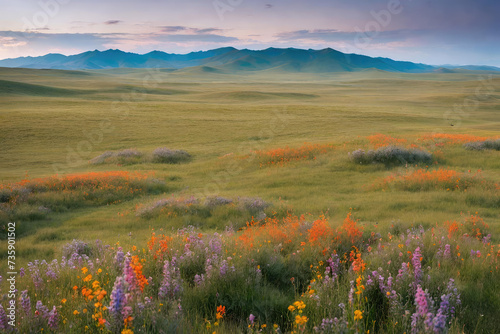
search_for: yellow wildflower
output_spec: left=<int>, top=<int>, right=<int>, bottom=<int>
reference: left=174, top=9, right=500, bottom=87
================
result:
left=295, top=315, right=308, bottom=325
left=293, top=301, right=306, bottom=310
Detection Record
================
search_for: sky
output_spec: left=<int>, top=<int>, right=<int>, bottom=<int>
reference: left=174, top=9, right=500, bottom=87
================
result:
left=0, top=0, right=499, bottom=66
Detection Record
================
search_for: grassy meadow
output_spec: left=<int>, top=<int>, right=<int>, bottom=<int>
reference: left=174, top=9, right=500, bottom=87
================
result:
left=0, top=67, right=499, bottom=333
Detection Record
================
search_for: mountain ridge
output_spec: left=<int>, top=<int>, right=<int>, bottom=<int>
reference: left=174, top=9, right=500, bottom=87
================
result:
left=1, top=47, right=499, bottom=73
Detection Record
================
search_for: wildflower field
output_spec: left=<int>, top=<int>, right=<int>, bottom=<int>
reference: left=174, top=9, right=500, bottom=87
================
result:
left=0, top=68, right=499, bottom=333
left=1, top=211, right=499, bottom=333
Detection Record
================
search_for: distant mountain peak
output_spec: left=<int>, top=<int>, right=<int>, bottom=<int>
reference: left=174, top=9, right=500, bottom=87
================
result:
left=0, top=47, right=498, bottom=73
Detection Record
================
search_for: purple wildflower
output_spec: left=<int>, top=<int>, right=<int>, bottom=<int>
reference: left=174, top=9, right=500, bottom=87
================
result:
left=219, top=260, right=228, bottom=276
left=158, top=260, right=172, bottom=299
left=27, top=262, right=43, bottom=289
left=323, top=254, right=339, bottom=284
left=20, top=290, right=31, bottom=315
left=114, top=247, right=125, bottom=269
left=411, top=285, right=436, bottom=333
left=48, top=306, right=58, bottom=330
left=443, top=244, right=451, bottom=258
left=319, top=318, right=335, bottom=332
left=424, top=312, right=434, bottom=329
left=377, top=274, right=386, bottom=291
left=62, top=239, right=89, bottom=258
left=194, top=274, right=205, bottom=286
left=446, top=278, right=461, bottom=314
left=366, top=275, right=374, bottom=286
left=159, top=257, right=182, bottom=299
left=470, top=250, right=481, bottom=258
left=46, top=269, right=58, bottom=280
left=209, top=237, right=222, bottom=255
left=432, top=294, right=450, bottom=333
left=0, top=305, right=10, bottom=331
left=412, top=247, right=422, bottom=288
left=205, top=258, right=214, bottom=279
left=35, top=300, right=49, bottom=319
left=396, top=262, right=409, bottom=284
left=109, top=276, right=127, bottom=322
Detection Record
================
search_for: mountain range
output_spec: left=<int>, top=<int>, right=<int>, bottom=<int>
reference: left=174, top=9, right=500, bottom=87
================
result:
left=1, top=47, right=499, bottom=73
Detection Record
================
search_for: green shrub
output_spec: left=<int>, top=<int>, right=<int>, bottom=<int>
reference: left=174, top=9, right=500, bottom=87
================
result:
left=464, top=139, right=500, bottom=151
left=152, top=147, right=192, bottom=164
left=349, top=146, right=432, bottom=166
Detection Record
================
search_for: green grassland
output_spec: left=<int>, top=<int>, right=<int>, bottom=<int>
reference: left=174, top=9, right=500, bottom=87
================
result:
left=1, top=66, right=500, bottom=333
left=0, top=67, right=499, bottom=265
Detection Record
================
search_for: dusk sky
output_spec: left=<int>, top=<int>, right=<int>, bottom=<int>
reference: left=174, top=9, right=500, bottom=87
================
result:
left=0, top=0, right=499, bottom=66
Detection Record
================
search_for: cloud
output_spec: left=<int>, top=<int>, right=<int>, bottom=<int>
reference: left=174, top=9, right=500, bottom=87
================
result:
left=0, top=29, right=240, bottom=59
left=276, top=29, right=370, bottom=42
left=274, top=29, right=426, bottom=47
left=159, top=26, right=223, bottom=34
left=0, top=36, right=27, bottom=48
left=192, top=28, right=223, bottom=34
left=29, top=27, right=51, bottom=31
left=153, top=26, right=234, bottom=43
left=105, top=20, right=122, bottom=25
left=160, top=26, right=186, bottom=32
left=154, top=34, right=238, bottom=43
left=0, top=30, right=120, bottom=54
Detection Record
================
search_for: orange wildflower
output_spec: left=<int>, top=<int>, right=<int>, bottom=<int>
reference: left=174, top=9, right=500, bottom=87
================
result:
left=253, top=143, right=334, bottom=167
